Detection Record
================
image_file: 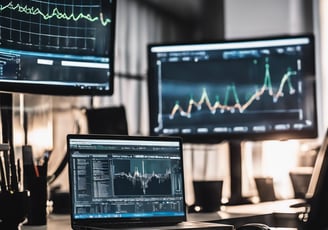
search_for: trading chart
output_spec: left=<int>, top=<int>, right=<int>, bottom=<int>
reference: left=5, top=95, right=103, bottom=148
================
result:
left=165, top=56, right=300, bottom=120
left=0, top=0, right=112, bottom=54
left=114, top=159, right=182, bottom=196
left=157, top=47, right=309, bottom=130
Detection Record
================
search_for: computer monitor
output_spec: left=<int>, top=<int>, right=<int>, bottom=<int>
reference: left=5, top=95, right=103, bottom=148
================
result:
left=0, top=0, right=116, bottom=96
left=147, top=34, right=317, bottom=143
left=147, top=34, right=318, bottom=204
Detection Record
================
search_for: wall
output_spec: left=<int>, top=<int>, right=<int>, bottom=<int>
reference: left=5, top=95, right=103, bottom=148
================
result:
left=224, top=0, right=313, bottom=39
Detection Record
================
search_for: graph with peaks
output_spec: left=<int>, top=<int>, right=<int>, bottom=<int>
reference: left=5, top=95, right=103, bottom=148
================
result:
left=160, top=55, right=305, bottom=126
left=169, top=59, right=298, bottom=119
left=0, top=0, right=113, bottom=54
left=113, top=159, right=182, bottom=196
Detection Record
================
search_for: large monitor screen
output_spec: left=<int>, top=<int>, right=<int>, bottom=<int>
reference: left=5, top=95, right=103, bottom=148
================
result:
left=0, top=0, right=116, bottom=95
left=148, top=34, right=318, bottom=143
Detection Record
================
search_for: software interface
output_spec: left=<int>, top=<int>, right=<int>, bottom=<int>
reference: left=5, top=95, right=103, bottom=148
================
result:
left=149, top=36, right=316, bottom=138
left=69, top=138, right=185, bottom=219
left=0, top=0, right=115, bottom=92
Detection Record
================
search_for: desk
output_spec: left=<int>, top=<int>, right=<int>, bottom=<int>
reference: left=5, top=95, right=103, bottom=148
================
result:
left=21, top=215, right=234, bottom=230
left=21, top=215, right=71, bottom=230
left=188, top=199, right=305, bottom=229
left=20, top=199, right=305, bottom=230
left=20, top=216, right=297, bottom=230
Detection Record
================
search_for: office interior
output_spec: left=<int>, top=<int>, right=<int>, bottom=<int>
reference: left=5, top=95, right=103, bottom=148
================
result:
left=2, top=0, right=328, bottom=229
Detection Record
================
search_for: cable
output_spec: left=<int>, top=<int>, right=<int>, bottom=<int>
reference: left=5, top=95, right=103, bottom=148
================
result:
left=47, top=119, right=81, bottom=185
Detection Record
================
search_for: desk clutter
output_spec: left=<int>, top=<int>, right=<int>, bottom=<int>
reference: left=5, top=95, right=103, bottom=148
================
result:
left=0, top=190, right=29, bottom=229
left=0, top=143, right=28, bottom=230
left=0, top=143, right=50, bottom=229
left=0, top=139, right=310, bottom=230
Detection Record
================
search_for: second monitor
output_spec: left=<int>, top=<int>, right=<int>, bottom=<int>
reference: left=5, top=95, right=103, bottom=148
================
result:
left=147, top=34, right=317, bottom=143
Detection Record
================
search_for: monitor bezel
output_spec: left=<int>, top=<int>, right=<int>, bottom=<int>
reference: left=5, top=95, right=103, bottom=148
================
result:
left=0, top=0, right=116, bottom=96
left=147, top=34, right=318, bottom=143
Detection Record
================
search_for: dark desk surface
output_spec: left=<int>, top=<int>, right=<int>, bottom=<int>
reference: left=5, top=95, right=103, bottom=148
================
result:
left=21, top=215, right=233, bottom=230
left=21, top=199, right=305, bottom=230
left=21, top=214, right=71, bottom=230
left=188, top=199, right=305, bottom=229
left=189, top=198, right=304, bottom=220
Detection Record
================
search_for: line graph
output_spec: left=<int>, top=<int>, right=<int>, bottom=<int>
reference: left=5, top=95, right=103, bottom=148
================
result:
left=0, top=2, right=111, bottom=26
left=113, top=159, right=182, bottom=196
left=0, top=0, right=112, bottom=53
left=169, top=60, right=298, bottom=119
left=115, top=166, right=172, bottom=195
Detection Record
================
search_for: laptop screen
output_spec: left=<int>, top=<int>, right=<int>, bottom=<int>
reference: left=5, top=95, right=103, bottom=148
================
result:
left=67, top=134, right=186, bottom=228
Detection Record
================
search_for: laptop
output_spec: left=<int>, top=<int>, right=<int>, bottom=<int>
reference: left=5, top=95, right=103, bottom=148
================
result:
left=299, top=128, right=328, bottom=229
left=67, top=134, right=233, bottom=230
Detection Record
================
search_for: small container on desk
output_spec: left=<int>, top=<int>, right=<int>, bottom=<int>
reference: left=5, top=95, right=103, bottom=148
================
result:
left=0, top=143, right=29, bottom=230
left=23, top=145, right=49, bottom=226
left=0, top=190, right=29, bottom=230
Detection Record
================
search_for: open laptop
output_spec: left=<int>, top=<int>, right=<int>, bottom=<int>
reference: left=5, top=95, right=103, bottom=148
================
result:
left=67, top=134, right=233, bottom=230
left=298, top=128, right=328, bottom=229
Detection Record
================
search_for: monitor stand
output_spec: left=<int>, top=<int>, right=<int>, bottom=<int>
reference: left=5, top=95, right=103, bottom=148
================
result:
left=227, top=140, right=252, bottom=205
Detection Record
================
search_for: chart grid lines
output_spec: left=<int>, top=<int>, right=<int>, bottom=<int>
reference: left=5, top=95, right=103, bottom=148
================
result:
left=0, top=0, right=112, bottom=54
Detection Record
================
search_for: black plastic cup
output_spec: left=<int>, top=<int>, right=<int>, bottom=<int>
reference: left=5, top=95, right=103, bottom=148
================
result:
left=192, top=180, right=223, bottom=212
left=0, top=190, right=29, bottom=230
